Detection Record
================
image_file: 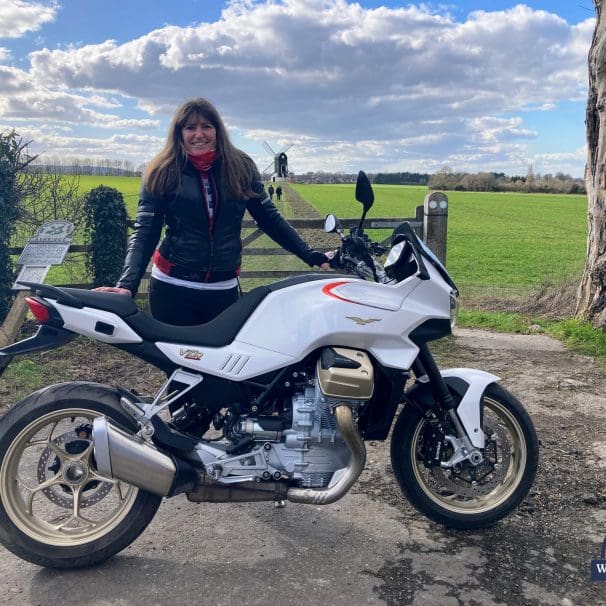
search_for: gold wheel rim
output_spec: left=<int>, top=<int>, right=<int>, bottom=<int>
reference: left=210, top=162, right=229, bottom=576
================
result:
left=411, top=397, right=527, bottom=514
left=1, top=407, right=139, bottom=546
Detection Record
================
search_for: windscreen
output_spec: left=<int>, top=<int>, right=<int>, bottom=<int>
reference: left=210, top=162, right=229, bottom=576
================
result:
left=414, top=234, right=458, bottom=293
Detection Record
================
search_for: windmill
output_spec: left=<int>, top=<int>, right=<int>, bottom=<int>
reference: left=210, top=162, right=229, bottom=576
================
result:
left=263, top=141, right=293, bottom=180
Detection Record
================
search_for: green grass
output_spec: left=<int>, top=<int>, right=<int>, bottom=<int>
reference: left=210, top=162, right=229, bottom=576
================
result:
left=458, top=309, right=533, bottom=333
left=27, top=178, right=587, bottom=296
left=2, top=358, right=42, bottom=392
left=458, top=309, right=606, bottom=363
left=290, top=183, right=427, bottom=217
left=26, top=177, right=587, bottom=299
left=547, top=319, right=606, bottom=358
left=18, top=178, right=589, bottom=300
left=290, top=183, right=587, bottom=298
left=75, top=175, right=141, bottom=216
left=10, top=176, right=606, bottom=365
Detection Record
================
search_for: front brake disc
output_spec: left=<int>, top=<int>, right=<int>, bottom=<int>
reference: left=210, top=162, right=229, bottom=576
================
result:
left=430, top=419, right=511, bottom=498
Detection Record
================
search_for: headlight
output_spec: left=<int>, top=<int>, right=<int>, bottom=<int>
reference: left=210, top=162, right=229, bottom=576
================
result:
left=449, top=290, right=459, bottom=329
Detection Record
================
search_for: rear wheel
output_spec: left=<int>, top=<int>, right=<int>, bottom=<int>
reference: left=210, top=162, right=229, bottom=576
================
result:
left=0, top=382, right=162, bottom=568
left=390, top=383, right=538, bottom=529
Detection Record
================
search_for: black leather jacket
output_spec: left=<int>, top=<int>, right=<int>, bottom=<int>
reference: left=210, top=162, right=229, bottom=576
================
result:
left=117, top=159, right=319, bottom=295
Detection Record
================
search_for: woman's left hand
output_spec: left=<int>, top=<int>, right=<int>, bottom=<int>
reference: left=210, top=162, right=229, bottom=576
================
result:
left=306, top=250, right=331, bottom=269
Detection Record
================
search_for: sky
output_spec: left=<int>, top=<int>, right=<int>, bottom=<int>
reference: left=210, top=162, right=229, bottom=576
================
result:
left=0, top=1, right=597, bottom=177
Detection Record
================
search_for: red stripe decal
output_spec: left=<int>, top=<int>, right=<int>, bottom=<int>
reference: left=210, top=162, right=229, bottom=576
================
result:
left=322, top=280, right=352, bottom=303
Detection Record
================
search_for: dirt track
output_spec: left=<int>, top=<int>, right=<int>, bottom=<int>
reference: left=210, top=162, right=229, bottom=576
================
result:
left=0, top=327, right=605, bottom=605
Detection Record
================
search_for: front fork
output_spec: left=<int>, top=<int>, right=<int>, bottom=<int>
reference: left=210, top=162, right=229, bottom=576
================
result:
left=412, top=343, right=499, bottom=466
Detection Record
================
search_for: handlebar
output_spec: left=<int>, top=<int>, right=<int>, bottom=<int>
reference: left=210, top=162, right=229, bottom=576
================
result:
left=326, top=232, right=391, bottom=283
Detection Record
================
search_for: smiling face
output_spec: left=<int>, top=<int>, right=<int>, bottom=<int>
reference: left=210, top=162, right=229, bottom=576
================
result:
left=182, top=113, right=217, bottom=155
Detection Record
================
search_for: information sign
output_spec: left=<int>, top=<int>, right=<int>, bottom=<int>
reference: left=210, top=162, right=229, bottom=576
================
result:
left=18, top=242, right=71, bottom=266
left=13, top=266, right=51, bottom=290
left=12, top=220, right=74, bottom=290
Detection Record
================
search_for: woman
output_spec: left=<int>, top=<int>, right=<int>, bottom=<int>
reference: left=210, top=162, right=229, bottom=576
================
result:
left=99, top=98, right=329, bottom=325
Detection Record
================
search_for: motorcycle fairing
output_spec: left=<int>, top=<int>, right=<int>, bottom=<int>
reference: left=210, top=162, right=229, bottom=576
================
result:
left=51, top=302, right=143, bottom=344
left=152, top=275, right=439, bottom=379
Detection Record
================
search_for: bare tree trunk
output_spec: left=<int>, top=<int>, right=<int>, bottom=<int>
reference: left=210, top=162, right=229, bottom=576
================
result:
left=576, top=1, right=606, bottom=326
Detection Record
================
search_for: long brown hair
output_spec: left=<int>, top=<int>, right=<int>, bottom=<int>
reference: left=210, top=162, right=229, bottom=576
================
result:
left=145, top=98, right=257, bottom=199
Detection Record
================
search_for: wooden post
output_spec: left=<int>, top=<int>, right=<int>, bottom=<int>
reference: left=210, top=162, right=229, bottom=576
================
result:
left=423, top=191, right=448, bottom=264
left=0, top=291, right=29, bottom=376
left=0, top=291, right=29, bottom=348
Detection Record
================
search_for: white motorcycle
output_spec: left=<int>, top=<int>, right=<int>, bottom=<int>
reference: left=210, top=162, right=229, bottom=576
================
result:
left=0, top=171, right=538, bottom=568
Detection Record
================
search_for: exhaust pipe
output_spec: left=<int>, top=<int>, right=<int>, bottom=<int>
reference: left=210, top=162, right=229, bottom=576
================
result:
left=187, top=475, right=289, bottom=503
left=93, top=417, right=177, bottom=496
left=287, top=404, right=366, bottom=505
left=93, top=403, right=365, bottom=505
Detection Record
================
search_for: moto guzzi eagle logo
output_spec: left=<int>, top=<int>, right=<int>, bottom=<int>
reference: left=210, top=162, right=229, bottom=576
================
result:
left=346, top=316, right=381, bottom=326
left=179, top=348, right=204, bottom=360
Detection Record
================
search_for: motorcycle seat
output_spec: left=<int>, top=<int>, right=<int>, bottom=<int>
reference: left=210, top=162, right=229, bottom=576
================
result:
left=28, top=285, right=140, bottom=317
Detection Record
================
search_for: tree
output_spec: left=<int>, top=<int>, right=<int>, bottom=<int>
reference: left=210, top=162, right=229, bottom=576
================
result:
left=576, top=1, right=606, bottom=326
left=13, top=171, right=84, bottom=243
left=0, top=131, right=37, bottom=321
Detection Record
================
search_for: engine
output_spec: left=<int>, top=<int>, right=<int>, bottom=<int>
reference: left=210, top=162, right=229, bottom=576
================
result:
left=232, top=347, right=374, bottom=488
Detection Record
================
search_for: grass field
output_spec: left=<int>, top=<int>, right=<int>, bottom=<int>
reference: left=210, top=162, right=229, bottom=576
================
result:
left=290, top=183, right=588, bottom=299
left=11, top=175, right=606, bottom=359
left=76, top=175, right=141, bottom=216
left=28, top=176, right=588, bottom=303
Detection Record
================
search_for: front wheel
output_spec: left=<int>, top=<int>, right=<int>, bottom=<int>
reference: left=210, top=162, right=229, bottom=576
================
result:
left=390, top=383, right=538, bottom=529
left=0, top=382, right=162, bottom=568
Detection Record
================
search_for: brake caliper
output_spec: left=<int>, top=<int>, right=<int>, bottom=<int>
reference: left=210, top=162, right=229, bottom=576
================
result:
left=421, top=420, right=450, bottom=468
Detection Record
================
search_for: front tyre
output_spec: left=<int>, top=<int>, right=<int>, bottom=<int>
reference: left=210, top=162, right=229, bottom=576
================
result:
left=390, top=383, right=538, bottom=529
left=0, top=382, right=162, bottom=568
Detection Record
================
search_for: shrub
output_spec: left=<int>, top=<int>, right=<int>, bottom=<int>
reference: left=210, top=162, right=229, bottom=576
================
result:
left=83, top=185, right=128, bottom=287
left=0, top=132, right=34, bottom=322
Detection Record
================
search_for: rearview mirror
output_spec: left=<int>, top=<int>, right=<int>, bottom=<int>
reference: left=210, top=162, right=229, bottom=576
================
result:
left=324, top=214, right=342, bottom=234
left=355, top=170, right=374, bottom=211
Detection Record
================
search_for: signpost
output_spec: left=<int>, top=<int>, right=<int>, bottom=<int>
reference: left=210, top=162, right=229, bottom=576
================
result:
left=1, top=221, right=75, bottom=375
left=12, top=220, right=74, bottom=290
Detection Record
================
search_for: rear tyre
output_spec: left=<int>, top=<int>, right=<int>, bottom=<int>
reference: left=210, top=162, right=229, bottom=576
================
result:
left=390, top=383, right=538, bottom=529
left=0, top=382, right=162, bottom=568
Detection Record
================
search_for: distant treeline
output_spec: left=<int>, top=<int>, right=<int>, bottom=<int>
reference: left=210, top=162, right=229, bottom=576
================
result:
left=428, top=169, right=586, bottom=195
left=28, top=156, right=143, bottom=177
left=26, top=158, right=586, bottom=195
left=292, top=170, right=585, bottom=194
left=373, top=172, right=430, bottom=185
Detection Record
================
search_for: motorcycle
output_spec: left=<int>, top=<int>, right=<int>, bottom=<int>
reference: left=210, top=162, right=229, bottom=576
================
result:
left=0, top=171, right=538, bottom=568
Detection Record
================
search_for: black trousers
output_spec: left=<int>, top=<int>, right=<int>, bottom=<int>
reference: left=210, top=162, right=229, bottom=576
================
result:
left=149, top=277, right=239, bottom=326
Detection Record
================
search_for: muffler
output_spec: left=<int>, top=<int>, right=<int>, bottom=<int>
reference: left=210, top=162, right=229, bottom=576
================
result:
left=93, top=417, right=177, bottom=496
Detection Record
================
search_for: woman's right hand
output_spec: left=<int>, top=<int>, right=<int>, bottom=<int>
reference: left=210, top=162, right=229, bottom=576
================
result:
left=92, top=286, right=132, bottom=296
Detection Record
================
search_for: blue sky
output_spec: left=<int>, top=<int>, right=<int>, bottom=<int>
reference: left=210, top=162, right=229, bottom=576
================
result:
left=0, top=1, right=597, bottom=176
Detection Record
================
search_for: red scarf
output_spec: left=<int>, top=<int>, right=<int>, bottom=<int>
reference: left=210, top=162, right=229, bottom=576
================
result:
left=188, top=150, right=217, bottom=173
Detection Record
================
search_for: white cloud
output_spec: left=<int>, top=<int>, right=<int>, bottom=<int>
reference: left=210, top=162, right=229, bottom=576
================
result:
left=0, top=1, right=57, bottom=39
left=0, top=1, right=595, bottom=175
left=0, top=64, right=159, bottom=130
left=0, top=122, right=165, bottom=163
